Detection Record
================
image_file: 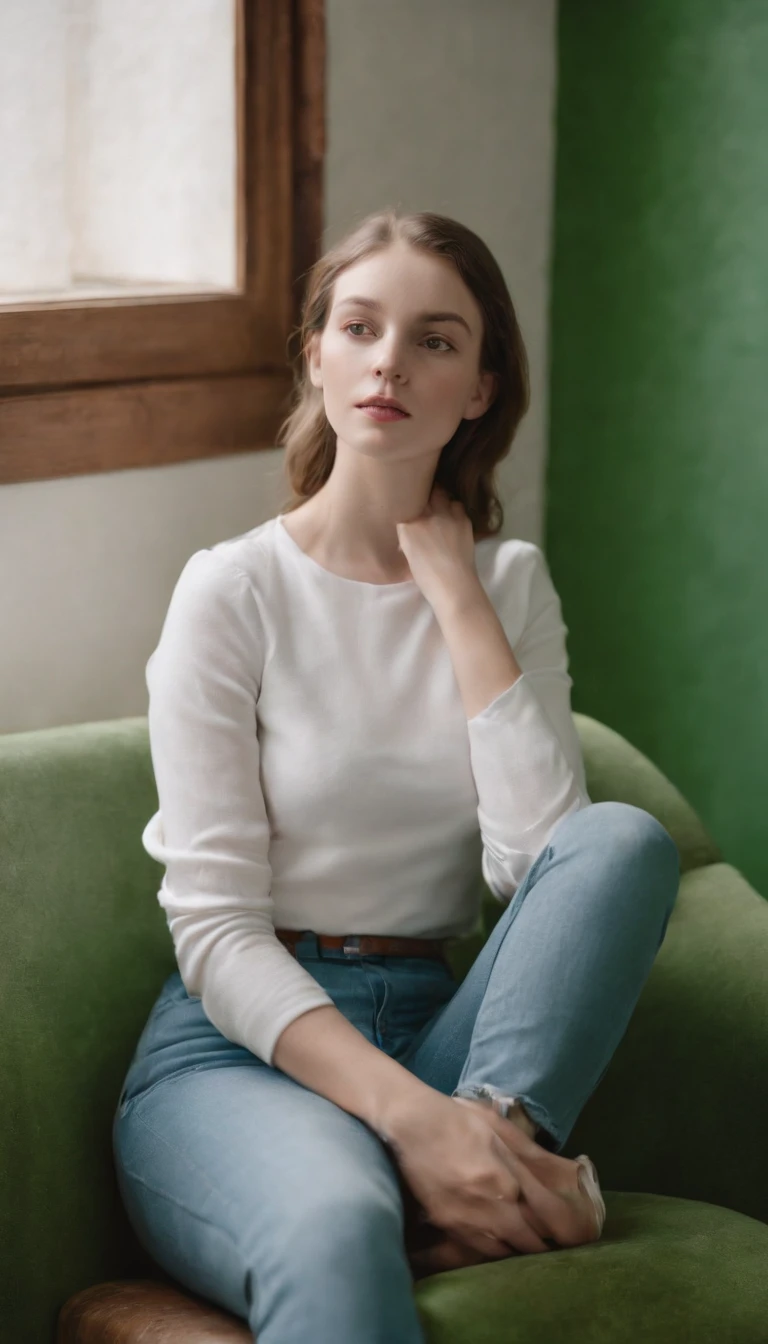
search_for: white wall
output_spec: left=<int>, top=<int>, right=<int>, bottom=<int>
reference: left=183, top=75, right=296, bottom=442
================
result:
left=0, top=0, right=558, bottom=733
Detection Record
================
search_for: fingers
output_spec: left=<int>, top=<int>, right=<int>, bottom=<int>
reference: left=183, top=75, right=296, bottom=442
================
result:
left=452, top=1096, right=541, bottom=1163
left=457, top=1228, right=518, bottom=1259
left=480, top=1106, right=543, bottom=1160
left=515, top=1197, right=553, bottom=1243
left=456, top=1208, right=550, bottom=1258
left=478, top=1142, right=553, bottom=1254
left=493, top=1199, right=552, bottom=1255
left=487, top=1133, right=523, bottom=1197
left=413, top=1209, right=551, bottom=1267
left=451, top=1101, right=584, bottom=1249
left=450, top=1156, right=551, bottom=1255
left=409, top=1237, right=489, bottom=1276
left=511, top=1151, right=594, bottom=1246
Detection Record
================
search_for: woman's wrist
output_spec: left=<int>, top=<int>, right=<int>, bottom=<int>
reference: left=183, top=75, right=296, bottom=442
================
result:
left=272, top=1003, right=434, bottom=1141
left=373, top=1083, right=451, bottom=1153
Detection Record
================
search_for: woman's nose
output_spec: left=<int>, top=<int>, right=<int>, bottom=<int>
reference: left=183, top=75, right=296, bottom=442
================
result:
left=371, top=334, right=408, bottom=380
left=373, top=350, right=404, bottom=380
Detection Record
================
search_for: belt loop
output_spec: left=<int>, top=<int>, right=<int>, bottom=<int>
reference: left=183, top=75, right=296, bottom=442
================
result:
left=293, top=930, right=320, bottom=958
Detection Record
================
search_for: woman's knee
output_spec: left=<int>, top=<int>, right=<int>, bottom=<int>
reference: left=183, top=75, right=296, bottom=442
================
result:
left=551, top=802, right=680, bottom=921
left=560, top=800, right=678, bottom=866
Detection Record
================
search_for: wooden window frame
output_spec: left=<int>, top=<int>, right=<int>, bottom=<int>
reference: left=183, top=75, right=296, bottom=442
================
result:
left=0, top=0, right=324, bottom=485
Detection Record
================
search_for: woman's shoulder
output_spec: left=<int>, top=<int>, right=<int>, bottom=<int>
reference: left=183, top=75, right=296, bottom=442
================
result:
left=476, top=534, right=564, bottom=638
left=476, top=532, right=545, bottom=585
left=207, top=516, right=279, bottom=582
left=166, top=518, right=279, bottom=605
left=159, top=520, right=283, bottom=649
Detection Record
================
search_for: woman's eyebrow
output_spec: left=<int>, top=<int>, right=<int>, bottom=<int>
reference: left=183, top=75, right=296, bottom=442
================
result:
left=336, top=295, right=472, bottom=336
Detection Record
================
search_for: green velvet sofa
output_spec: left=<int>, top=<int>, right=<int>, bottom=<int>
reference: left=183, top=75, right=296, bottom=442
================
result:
left=2, top=712, right=768, bottom=1342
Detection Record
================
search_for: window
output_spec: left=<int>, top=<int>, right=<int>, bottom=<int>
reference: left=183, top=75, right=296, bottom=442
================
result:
left=0, top=0, right=325, bottom=484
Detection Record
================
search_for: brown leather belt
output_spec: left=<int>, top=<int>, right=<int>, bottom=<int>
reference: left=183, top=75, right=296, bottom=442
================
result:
left=276, top=928, right=448, bottom=962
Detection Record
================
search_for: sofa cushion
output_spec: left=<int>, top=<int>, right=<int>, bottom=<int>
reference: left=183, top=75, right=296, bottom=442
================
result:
left=574, top=713, right=722, bottom=874
left=414, top=1191, right=768, bottom=1343
left=562, top=860, right=768, bottom=1228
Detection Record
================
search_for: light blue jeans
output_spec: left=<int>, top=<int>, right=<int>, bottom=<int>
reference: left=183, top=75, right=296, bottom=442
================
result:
left=113, top=802, right=680, bottom=1343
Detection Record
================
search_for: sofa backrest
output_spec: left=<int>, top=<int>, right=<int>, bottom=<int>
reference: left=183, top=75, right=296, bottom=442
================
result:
left=1, top=717, right=174, bottom=1334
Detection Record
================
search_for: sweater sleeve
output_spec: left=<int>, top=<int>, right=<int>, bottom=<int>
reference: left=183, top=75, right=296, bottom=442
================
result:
left=466, top=542, right=591, bottom=903
left=141, top=547, right=334, bottom=1065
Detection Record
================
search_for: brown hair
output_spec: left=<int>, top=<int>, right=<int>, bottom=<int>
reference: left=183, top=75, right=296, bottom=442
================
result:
left=275, top=209, right=530, bottom=539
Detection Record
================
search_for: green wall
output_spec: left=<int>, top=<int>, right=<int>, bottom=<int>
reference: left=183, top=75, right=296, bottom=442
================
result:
left=547, top=2, right=768, bottom=897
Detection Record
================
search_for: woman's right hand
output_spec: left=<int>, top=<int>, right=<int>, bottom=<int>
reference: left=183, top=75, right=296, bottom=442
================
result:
left=381, top=1089, right=552, bottom=1258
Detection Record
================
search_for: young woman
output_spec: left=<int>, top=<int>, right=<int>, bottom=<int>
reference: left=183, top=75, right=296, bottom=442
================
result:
left=113, top=209, right=680, bottom=1342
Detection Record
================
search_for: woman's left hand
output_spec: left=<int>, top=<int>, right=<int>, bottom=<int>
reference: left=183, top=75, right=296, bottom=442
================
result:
left=407, top=1231, right=493, bottom=1279
left=395, top=484, right=479, bottom=609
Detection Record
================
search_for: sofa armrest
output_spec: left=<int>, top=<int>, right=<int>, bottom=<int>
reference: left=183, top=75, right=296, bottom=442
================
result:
left=564, top=862, right=768, bottom=1227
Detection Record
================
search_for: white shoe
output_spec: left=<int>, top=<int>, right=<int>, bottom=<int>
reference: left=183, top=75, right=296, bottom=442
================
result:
left=574, top=1154, right=606, bottom=1238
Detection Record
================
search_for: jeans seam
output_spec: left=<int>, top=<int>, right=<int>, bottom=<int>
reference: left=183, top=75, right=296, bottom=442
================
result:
left=452, top=841, right=554, bottom=1125
left=117, top=1097, right=242, bottom=1221
left=117, top=1062, right=220, bottom=1117
left=479, top=840, right=551, bottom=980
left=116, top=1160, right=254, bottom=1314
left=118, top=1162, right=246, bottom=1255
left=374, top=968, right=391, bottom=1047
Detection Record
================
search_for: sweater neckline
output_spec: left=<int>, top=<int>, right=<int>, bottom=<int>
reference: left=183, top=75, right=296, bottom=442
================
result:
left=274, top=514, right=420, bottom=591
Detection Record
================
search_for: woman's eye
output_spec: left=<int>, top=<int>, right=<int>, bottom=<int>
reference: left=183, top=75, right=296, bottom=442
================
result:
left=344, top=324, right=452, bottom=353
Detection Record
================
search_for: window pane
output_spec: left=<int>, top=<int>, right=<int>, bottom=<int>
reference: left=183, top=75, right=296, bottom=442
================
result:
left=0, top=1, right=71, bottom=296
left=0, top=0, right=238, bottom=303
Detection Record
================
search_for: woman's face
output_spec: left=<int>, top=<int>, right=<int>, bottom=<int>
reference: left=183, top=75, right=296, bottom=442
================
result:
left=308, top=240, right=496, bottom=461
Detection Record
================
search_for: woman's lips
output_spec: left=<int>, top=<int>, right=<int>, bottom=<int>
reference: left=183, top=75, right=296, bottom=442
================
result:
left=357, top=405, right=410, bottom=421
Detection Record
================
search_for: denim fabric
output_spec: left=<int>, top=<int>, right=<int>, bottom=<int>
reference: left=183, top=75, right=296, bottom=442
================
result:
left=113, top=801, right=680, bottom=1343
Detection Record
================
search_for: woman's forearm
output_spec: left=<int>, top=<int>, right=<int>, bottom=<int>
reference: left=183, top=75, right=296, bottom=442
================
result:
left=272, top=1003, right=434, bottom=1138
left=431, top=576, right=523, bottom=720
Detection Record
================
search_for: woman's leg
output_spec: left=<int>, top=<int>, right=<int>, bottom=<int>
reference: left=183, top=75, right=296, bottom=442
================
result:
left=113, top=982, right=426, bottom=1344
left=400, top=801, right=681, bottom=1153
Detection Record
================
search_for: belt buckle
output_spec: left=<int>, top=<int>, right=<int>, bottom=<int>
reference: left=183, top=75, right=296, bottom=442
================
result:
left=342, top=936, right=363, bottom=956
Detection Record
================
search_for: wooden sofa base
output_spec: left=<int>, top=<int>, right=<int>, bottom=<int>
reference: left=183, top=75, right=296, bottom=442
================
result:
left=57, top=1280, right=252, bottom=1342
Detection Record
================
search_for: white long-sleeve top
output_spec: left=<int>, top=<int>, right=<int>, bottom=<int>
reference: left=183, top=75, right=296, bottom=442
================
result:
left=141, top=512, right=591, bottom=1066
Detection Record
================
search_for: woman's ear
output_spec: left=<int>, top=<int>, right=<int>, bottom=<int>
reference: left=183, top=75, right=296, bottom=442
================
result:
left=464, top=369, right=497, bottom=421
